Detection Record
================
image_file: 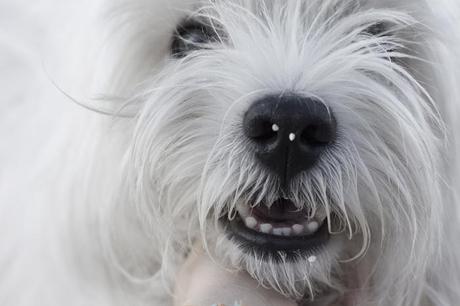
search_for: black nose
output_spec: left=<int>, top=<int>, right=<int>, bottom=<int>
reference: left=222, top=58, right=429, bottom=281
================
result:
left=243, top=94, right=337, bottom=186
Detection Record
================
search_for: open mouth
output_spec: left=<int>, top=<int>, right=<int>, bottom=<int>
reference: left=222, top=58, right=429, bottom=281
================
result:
left=222, top=198, right=330, bottom=258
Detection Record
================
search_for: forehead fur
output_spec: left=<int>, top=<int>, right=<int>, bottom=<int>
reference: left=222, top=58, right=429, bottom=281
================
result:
left=99, top=0, right=437, bottom=97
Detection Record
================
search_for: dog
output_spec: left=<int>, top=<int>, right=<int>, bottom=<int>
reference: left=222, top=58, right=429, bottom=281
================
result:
left=1, top=0, right=460, bottom=305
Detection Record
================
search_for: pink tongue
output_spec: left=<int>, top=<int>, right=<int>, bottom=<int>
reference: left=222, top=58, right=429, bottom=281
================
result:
left=252, top=199, right=307, bottom=223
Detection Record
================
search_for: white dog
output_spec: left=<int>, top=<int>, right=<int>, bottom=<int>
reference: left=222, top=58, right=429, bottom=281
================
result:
left=1, top=0, right=460, bottom=305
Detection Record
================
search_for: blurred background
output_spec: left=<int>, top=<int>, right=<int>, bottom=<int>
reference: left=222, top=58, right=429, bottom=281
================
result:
left=0, top=0, right=101, bottom=193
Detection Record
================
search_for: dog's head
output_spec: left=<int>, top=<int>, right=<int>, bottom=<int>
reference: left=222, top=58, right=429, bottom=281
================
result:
left=90, top=0, right=459, bottom=305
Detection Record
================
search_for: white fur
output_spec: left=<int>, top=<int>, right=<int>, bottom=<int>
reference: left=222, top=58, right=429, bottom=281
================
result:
left=1, top=0, right=460, bottom=305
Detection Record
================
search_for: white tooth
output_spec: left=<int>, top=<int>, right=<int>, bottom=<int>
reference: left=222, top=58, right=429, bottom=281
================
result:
left=273, top=228, right=284, bottom=236
left=272, top=124, right=279, bottom=132
left=292, top=224, right=304, bottom=235
left=245, top=217, right=257, bottom=229
left=307, top=221, right=319, bottom=233
left=308, top=255, right=317, bottom=263
left=260, top=223, right=273, bottom=234
left=289, top=133, right=296, bottom=141
left=281, top=227, right=292, bottom=236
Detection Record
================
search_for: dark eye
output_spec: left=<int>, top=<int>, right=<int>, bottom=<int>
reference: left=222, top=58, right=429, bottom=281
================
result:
left=363, top=22, right=399, bottom=58
left=365, top=22, right=389, bottom=36
left=171, top=20, right=219, bottom=58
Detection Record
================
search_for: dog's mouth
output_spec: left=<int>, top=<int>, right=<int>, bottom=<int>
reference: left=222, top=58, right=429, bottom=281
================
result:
left=221, top=198, right=330, bottom=258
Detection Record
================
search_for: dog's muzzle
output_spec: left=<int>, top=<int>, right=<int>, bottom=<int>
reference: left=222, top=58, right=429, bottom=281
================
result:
left=221, top=94, right=337, bottom=258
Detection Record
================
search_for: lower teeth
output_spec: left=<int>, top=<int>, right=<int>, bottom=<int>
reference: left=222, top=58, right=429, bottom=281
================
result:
left=236, top=202, right=325, bottom=237
left=242, top=215, right=321, bottom=237
left=306, top=220, right=319, bottom=232
left=260, top=223, right=273, bottom=233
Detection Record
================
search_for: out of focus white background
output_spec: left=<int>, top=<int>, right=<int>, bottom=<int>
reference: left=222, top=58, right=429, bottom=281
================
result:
left=0, top=0, right=100, bottom=190
left=0, top=0, right=78, bottom=106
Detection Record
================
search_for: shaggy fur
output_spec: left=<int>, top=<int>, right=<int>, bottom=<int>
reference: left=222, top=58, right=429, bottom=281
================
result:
left=1, top=0, right=460, bottom=305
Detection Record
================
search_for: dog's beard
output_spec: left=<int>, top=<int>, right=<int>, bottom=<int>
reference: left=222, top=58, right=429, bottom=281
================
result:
left=212, top=231, right=345, bottom=300
left=112, top=1, right=446, bottom=305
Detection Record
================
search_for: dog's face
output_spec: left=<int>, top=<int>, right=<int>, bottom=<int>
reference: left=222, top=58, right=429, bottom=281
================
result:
left=121, top=0, right=445, bottom=303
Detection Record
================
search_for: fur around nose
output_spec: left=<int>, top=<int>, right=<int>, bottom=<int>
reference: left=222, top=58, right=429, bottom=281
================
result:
left=243, top=94, right=337, bottom=186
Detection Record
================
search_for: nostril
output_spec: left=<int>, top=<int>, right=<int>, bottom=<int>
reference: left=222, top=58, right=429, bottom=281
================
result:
left=244, top=118, right=278, bottom=143
left=300, top=122, right=336, bottom=148
left=243, top=94, right=338, bottom=186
